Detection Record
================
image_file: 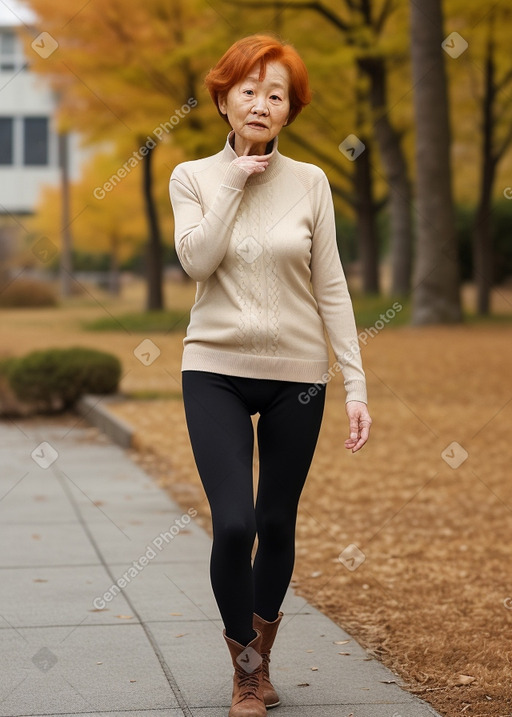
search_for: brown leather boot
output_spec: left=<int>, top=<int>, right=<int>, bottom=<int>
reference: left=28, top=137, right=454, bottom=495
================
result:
left=223, top=627, right=267, bottom=717
left=253, top=611, right=284, bottom=708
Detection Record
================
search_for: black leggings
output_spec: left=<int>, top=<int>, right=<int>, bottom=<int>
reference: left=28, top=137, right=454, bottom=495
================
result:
left=181, top=370, right=326, bottom=646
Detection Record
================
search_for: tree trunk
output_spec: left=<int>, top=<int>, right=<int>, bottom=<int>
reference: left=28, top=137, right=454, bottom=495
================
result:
left=409, top=0, right=462, bottom=324
left=354, top=137, right=380, bottom=294
left=142, top=144, right=164, bottom=311
left=359, top=56, right=413, bottom=296
left=0, top=224, right=16, bottom=287
left=353, top=71, right=380, bottom=295
left=108, top=231, right=121, bottom=296
left=473, top=28, right=497, bottom=316
left=59, top=131, right=73, bottom=298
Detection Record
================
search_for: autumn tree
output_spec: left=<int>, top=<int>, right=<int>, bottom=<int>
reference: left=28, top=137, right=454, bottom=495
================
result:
left=409, top=0, right=462, bottom=324
left=344, top=0, right=414, bottom=295
left=444, top=2, right=512, bottom=315
left=21, top=0, right=216, bottom=309
left=27, top=148, right=175, bottom=294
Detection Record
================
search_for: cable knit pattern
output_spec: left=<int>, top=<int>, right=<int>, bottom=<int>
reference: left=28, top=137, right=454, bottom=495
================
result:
left=240, top=193, right=265, bottom=355
left=169, top=130, right=367, bottom=404
left=262, top=184, right=280, bottom=356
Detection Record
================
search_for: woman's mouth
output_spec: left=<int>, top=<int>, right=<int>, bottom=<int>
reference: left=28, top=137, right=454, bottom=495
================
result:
left=247, top=122, right=268, bottom=129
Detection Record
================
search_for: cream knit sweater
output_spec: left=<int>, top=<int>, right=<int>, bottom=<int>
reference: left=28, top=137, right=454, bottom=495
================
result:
left=169, top=131, right=367, bottom=404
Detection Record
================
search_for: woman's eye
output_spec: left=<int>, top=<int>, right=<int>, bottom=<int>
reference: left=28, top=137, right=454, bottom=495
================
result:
left=270, top=95, right=282, bottom=101
left=243, top=89, right=254, bottom=96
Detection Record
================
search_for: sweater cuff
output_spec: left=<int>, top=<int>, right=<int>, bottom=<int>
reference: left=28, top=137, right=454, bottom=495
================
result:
left=221, top=163, right=250, bottom=191
left=344, top=380, right=368, bottom=405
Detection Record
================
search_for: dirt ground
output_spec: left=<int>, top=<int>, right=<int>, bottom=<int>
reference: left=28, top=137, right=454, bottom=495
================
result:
left=108, top=322, right=512, bottom=717
left=1, top=282, right=512, bottom=716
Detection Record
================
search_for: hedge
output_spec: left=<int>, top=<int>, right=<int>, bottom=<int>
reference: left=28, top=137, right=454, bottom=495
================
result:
left=6, top=347, right=121, bottom=413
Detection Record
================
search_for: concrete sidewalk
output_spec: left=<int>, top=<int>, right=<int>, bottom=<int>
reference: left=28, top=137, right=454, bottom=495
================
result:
left=0, top=417, right=443, bottom=717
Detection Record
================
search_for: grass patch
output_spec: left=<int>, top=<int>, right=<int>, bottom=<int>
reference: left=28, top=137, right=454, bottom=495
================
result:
left=83, top=310, right=189, bottom=333
left=123, top=390, right=183, bottom=400
left=351, top=293, right=411, bottom=329
left=352, top=294, right=512, bottom=327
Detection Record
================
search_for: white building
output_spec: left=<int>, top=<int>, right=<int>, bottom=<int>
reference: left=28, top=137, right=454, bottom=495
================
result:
left=0, top=0, right=87, bottom=243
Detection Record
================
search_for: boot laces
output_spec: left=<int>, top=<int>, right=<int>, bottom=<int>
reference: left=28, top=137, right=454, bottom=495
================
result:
left=236, top=665, right=261, bottom=700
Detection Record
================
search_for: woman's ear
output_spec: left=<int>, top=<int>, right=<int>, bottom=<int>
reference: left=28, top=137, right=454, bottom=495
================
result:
left=218, top=93, right=227, bottom=116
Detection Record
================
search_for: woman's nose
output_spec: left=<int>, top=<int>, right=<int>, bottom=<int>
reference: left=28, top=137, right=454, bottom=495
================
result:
left=251, top=99, right=269, bottom=115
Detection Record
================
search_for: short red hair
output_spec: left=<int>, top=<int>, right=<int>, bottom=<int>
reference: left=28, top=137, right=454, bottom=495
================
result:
left=204, top=34, right=312, bottom=126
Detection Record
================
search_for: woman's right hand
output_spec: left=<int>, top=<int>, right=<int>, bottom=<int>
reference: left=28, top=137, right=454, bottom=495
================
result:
left=231, top=146, right=274, bottom=175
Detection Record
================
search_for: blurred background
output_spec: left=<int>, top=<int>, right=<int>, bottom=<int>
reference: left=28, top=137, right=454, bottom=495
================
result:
left=1, top=2, right=512, bottom=716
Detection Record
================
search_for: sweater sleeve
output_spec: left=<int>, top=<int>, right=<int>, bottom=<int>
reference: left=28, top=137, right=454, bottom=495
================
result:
left=310, top=170, right=368, bottom=404
left=169, top=162, right=250, bottom=282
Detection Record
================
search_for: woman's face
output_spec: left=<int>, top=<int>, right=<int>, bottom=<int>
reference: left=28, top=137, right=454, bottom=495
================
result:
left=219, top=60, right=291, bottom=152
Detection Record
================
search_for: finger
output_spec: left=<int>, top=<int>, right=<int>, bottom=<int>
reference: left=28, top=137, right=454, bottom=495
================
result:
left=348, top=415, right=359, bottom=442
left=344, top=431, right=358, bottom=447
left=352, top=424, right=370, bottom=453
left=250, top=149, right=273, bottom=161
left=361, top=422, right=371, bottom=441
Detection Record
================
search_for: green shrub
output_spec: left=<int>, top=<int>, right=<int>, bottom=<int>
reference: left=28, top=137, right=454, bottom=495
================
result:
left=0, top=356, right=32, bottom=417
left=0, top=277, right=57, bottom=307
left=8, top=347, right=121, bottom=413
left=0, top=356, right=19, bottom=375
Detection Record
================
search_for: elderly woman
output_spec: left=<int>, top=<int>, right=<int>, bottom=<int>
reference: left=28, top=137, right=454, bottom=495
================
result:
left=169, top=34, right=372, bottom=717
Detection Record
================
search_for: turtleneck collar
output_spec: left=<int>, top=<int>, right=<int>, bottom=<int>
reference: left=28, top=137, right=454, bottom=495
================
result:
left=221, top=130, right=283, bottom=185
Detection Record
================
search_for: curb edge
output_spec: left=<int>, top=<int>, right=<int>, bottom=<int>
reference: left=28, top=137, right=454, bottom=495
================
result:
left=76, top=394, right=134, bottom=449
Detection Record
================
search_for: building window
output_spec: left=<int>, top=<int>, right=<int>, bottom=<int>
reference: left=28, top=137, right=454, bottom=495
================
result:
left=0, top=30, right=26, bottom=72
left=24, top=117, right=49, bottom=165
left=0, top=117, right=14, bottom=164
left=0, top=31, right=15, bottom=71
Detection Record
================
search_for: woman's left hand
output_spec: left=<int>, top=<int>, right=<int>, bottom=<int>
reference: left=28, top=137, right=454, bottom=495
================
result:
left=345, top=401, right=372, bottom=453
